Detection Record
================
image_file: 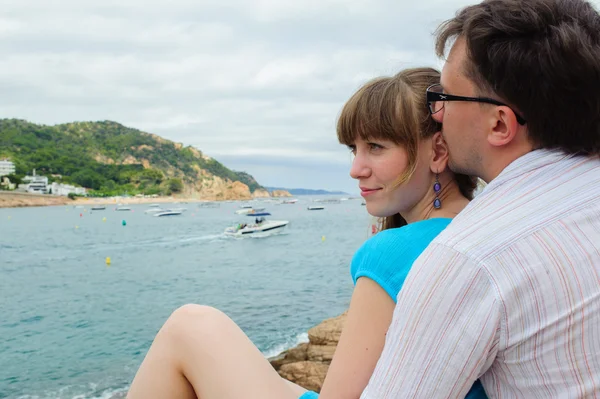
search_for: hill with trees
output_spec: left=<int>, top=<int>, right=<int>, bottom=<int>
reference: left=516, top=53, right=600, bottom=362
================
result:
left=0, top=119, right=262, bottom=199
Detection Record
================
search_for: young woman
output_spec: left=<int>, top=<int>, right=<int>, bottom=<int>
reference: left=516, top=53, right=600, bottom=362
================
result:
left=127, top=67, right=486, bottom=399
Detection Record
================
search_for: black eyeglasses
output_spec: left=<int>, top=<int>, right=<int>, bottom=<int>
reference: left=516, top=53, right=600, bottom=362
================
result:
left=426, top=84, right=526, bottom=125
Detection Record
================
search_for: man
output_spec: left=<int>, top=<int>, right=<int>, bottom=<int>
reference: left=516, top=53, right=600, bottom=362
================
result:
left=361, top=0, right=600, bottom=397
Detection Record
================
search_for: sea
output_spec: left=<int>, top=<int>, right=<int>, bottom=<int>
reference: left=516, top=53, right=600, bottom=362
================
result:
left=0, top=197, right=372, bottom=399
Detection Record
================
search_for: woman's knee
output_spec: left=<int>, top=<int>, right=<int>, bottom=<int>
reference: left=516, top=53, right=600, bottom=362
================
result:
left=164, top=304, right=230, bottom=339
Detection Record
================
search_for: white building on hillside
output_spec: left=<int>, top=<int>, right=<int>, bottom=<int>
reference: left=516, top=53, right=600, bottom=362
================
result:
left=0, top=159, right=15, bottom=176
left=49, top=182, right=87, bottom=196
left=22, top=170, right=48, bottom=194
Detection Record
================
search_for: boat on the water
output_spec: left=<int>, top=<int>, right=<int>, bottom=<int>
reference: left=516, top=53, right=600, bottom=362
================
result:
left=91, top=206, right=106, bottom=211
left=115, top=206, right=131, bottom=211
left=235, top=207, right=265, bottom=215
left=246, top=212, right=271, bottom=217
left=224, top=218, right=289, bottom=236
left=198, top=201, right=220, bottom=208
left=154, top=209, right=183, bottom=217
left=307, top=205, right=325, bottom=210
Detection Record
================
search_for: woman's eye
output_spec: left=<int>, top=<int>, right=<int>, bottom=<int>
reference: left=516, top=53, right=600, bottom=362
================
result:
left=368, top=143, right=383, bottom=151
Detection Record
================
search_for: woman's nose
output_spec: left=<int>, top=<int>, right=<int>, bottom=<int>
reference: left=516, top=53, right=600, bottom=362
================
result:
left=350, top=155, right=370, bottom=179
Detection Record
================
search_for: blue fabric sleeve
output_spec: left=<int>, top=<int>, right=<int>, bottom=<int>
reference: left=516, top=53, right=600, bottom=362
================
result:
left=350, top=218, right=452, bottom=302
left=298, top=391, right=319, bottom=399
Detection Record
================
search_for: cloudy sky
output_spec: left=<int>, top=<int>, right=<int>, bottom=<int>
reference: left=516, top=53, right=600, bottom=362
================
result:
left=4, top=0, right=596, bottom=193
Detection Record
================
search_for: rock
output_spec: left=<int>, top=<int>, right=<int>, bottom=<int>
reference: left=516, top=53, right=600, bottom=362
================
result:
left=278, top=361, right=329, bottom=393
left=307, top=344, right=336, bottom=363
left=270, top=343, right=309, bottom=369
left=271, top=190, right=292, bottom=197
left=252, top=188, right=271, bottom=198
left=270, top=312, right=347, bottom=393
left=307, top=312, right=347, bottom=346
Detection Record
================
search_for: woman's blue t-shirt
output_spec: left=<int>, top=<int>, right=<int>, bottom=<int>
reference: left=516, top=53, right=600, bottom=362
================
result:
left=351, top=218, right=452, bottom=303
left=298, top=218, right=487, bottom=399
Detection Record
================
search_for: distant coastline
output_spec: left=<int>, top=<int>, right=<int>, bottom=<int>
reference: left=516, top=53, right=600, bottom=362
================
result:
left=264, top=187, right=349, bottom=196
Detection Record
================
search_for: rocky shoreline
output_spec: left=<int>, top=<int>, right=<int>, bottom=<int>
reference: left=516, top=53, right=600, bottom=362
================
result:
left=269, top=312, right=347, bottom=392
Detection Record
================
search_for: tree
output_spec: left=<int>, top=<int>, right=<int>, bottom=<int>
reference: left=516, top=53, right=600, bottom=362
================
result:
left=166, top=178, right=183, bottom=194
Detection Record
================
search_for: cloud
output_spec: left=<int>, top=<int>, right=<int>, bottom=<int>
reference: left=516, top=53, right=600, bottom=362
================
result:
left=6, top=0, right=596, bottom=191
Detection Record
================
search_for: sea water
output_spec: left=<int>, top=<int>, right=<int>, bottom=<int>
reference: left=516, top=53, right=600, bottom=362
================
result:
left=0, top=198, right=371, bottom=398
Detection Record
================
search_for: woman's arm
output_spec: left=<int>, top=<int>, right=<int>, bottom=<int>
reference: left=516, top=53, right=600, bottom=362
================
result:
left=318, top=277, right=396, bottom=399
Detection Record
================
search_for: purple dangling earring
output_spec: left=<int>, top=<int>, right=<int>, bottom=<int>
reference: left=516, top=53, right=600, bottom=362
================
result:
left=433, top=172, right=442, bottom=209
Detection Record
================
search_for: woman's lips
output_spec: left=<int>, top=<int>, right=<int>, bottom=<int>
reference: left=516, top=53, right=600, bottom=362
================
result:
left=360, top=188, right=381, bottom=197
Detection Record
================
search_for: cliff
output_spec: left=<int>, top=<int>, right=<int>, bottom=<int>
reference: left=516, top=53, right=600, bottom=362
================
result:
left=271, top=190, right=293, bottom=197
left=0, top=119, right=263, bottom=200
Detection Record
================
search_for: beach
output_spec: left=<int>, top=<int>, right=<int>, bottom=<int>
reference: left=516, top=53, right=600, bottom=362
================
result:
left=0, top=192, right=230, bottom=209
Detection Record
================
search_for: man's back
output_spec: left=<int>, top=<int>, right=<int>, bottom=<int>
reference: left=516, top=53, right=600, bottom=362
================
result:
left=362, top=150, right=600, bottom=398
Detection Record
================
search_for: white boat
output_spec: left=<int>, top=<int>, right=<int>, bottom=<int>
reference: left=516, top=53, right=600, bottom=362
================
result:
left=313, top=198, right=340, bottom=204
left=198, top=201, right=220, bottom=208
left=234, top=207, right=265, bottom=215
left=154, top=209, right=183, bottom=217
left=224, top=218, right=289, bottom=237
left=144, top=207, right=163, bottom=214
left=115, top=206, right=131, bottom=211
left=91, top=206, right=106, bottom=211
left=281, top=199, right=298, bottom=204
left=307, top=205, right=325, bottom=210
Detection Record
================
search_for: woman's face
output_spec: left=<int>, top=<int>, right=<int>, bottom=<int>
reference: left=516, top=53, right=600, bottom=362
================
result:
left=349, top=137, right=431, bottom=219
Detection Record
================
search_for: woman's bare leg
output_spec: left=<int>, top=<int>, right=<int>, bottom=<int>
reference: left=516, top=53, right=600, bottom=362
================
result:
left=127, top=304, right=305, bottom=399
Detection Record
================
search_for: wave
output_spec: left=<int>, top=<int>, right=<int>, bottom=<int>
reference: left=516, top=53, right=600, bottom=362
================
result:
left=15, top=385, right=128, bottom=399
left=261, top=332, right=309, bottom=359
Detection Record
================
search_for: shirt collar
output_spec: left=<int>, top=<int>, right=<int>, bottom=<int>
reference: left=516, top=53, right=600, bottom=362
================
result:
left=485, top=149, right=571, bottom=191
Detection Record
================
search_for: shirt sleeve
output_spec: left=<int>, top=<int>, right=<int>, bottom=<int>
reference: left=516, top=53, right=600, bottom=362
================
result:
left=350, top=230, right=417, bottom=303
left=360, top=243, right=501, bottom=398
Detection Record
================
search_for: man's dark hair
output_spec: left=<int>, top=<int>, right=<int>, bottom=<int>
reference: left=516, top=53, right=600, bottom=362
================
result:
left=435, top=0, right=600, bottom=156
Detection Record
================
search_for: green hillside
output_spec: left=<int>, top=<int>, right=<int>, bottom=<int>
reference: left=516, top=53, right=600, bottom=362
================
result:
left=0, top=119, right=262, bottom=196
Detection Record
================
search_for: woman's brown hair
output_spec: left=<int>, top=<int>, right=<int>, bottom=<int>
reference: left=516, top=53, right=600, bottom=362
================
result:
left=337, top=67, right=477, bottom=231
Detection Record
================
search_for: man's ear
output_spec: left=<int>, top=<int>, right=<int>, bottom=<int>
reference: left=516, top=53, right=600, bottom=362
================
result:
left=430, top=131, right=449, bottom=173
left=488, top=106, right=519, bottom=147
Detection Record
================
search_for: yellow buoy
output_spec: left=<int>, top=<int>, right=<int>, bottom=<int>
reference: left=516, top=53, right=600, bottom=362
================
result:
left=75, top=225, right=79, bottom=229
left=321, top=235, right=326, bottom=242
left=102, top=217, right=107, bottom=222
left=105, top=257, right=111, bottom=266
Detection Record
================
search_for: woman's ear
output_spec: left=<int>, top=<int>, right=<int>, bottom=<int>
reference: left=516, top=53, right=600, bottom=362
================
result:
left=430, top=132, right=449, bottom=173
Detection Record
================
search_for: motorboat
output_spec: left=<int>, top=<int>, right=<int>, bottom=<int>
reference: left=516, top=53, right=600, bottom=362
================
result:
left=235, top=207, right=265, bottom=215
left=224, top=218, right=289, bottom=237
left=246, top=212, right=271, bottom=216
left=91, top=206, right=106, bottom=211
left=281, top=199, right=298, bottom=204
left=115, top=206, right=131, bottom=211
left=154, top=209, right=183, bottom=217
left=144, top=207, right=164, bottom=214
left=307, top=205, right=325, bottom=210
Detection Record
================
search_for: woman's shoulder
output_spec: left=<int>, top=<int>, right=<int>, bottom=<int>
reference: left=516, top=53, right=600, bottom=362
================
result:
left=365, top=218, right=452, bottom=251
left=350, top=218, right=453, bottom=300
